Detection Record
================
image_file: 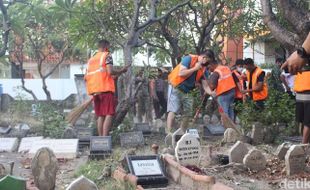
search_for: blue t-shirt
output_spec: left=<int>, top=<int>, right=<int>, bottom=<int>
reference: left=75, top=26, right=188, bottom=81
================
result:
left=177, top=55, right=209, bottom=93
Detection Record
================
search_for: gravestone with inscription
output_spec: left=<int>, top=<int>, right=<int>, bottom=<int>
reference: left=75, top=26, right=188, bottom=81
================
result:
left=285, top=145, right=306, bottom=175
left=76, top=127, right=93, bottom=149
left=243, top=149, right=266, bottom=171
left=175, top=133, right=201, bottom=166
left=89, top=136, right=112, bottom=159
left=133, top=123, right=151, bottom=135
left=120, top=131, right=144, bottom=147
left=186, top=128, right=199, bottom=139
left=126, top=155, right=168, bottom=188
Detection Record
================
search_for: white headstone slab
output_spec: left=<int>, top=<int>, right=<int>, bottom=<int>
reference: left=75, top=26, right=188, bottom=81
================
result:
left=0, top=138, right=18, bottom=152
left=28, top=139, right=78, bottom=159
left=243, top=149, right=267, bottom=171
left=172, top=128, right=185, bottom=148
left=175, top=133, right=201, bottom=166
left=18, top=136, right=44, bottom=153
left=186, top=128, right=199, bottom=139
left=285, top=145, right=306, bottom=176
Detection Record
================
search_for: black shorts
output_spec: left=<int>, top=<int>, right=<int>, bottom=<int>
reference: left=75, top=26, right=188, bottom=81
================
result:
left=296, top=101, right=310, bottom=126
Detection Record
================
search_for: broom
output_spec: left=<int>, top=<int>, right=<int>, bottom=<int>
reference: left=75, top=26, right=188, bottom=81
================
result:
left=66, top=98, right=93, bottom=126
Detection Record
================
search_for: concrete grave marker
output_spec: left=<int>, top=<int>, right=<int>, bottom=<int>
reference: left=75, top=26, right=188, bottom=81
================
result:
left=172, top=128, right=184, bottom=148
left=126, top=155, right=168, bottom=188
left=0, top=125, right=11, bottom=134
left=210, top=114, right=220, bottom=125
left=275, top=142, right=290, bottom=160
left=243, top=149, right=267, bottom=171
left=203, top=115, right=211, bottom=125
left=89, top=136, right=112, bottom=159
left=66, top=175, right=98, bottom=190
left=31, top=147, right=58, bottom=190
left=204, top=124, right=225, bottom=136
left=28, top=139, right=78, bottom=159
left=223, top=128, right=240, bottom=143
left=251, top=122, right=264, bottom=144
left=62, top=127, right=77, bottom=139
left=133, top=123, right=151, bottom=135
left=120, top=131, right=144, bottom=147
left=285, top=145, right=306, bottom=175
left=175, top=133, right=201, bottom=166
left=0, top=138, right=18, bottom=152
left=229, top=141, right=249, bottom=163
left=186, top=128, right=199, bottom=139
left=18, top=136, right=43, bottom=153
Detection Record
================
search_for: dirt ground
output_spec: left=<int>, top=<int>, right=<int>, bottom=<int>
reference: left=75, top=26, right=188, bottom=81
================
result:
left=1, top=123, right=310, bottom=190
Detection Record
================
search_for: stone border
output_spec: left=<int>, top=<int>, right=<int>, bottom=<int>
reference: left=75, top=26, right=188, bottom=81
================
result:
left=112, top=166, right=144, bottom=190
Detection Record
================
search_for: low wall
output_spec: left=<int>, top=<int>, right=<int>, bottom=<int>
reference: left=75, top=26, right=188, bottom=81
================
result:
left=0, top=79, right=78, bottom=100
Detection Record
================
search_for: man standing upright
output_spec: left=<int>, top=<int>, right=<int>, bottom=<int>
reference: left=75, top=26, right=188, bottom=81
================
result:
left=85, top=39, right=129, bottom=136
left=166, top=50, right=215, bottom=143
left=243, top=58, right=268, bottom=109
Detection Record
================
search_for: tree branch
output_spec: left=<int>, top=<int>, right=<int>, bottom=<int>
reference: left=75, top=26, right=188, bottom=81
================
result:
left=0, top=0, right=10, bottom=57
left=260, top=0, right=302, bottom=49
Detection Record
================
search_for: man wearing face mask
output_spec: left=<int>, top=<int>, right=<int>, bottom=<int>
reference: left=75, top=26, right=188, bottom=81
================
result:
left=165, top=50, right=214, bottom=144
left=231, top=59, right=245, bottom=122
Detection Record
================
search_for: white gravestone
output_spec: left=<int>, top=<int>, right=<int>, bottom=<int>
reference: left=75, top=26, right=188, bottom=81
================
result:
left=18, top=136, right=43, bottom=153
left=0, top=138, right=18, bottom=152
left=175, top=133, right=201, bottom=166
left=285, top=145, right=306, bottom=176
left=131, top=159, right=163, bottom=176
left=28, top=139, right=78, bottom=159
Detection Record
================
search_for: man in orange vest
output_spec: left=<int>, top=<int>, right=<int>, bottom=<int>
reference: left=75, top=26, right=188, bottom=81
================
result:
left=207, top=62, right=236, bottom=120
left=242, top=58, right=268, bottom=109
left=85, top=39, right=129, bottom=136
left=166, top=50, right=215, bottom=143
left=282, top=32, right=310, bottom=143
left=231, top=59, right=245, bottom=122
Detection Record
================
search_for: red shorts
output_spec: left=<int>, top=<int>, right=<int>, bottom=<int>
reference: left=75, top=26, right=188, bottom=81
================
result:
left=93, top=92, right=116, bottom=116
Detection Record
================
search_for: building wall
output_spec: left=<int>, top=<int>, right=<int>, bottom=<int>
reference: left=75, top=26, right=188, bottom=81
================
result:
left=222, top=37, right=243, bottom=66
left=0, top=79, right=77, bottom=100
left=243, top=40, right=275, bottom=65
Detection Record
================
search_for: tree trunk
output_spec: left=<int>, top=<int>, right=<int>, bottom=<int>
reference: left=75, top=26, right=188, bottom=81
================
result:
left=42, top=77, right=52, bottom=101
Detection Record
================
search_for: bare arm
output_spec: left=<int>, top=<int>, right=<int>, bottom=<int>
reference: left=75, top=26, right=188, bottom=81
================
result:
left=178, top=64, right=200, bottom=77
left=107, top=64, right=129, bottom=76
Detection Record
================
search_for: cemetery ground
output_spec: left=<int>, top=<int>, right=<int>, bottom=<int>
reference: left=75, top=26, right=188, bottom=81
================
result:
left=1, top=104, right=310, bottom=190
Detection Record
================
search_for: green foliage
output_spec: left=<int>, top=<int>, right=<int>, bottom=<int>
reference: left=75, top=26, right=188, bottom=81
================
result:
left=237, top=88, right=295, bottom=135
left=35, top=103, right=66, bottom=138
left=9, top=87, right=32, bottom=117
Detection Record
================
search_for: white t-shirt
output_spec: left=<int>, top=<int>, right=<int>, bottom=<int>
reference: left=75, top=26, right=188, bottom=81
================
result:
left=281, top=71, right=295, bottom=90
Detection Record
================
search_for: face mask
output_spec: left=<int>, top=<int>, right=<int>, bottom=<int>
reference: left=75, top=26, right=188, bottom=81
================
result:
left=237, top=67, right=243, bottom=73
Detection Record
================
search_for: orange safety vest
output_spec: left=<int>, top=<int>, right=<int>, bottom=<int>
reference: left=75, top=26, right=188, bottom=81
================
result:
left=214, top=65, right=236, bottom=96
left=233, top=70, right=244, bottom=99
left=168, top=54, right=205, bottom=87
left=84, top=51, right=115, bottom=95
left=246, top=67, right=268, bottom=101
left=294, top=71, right=310, bottom=92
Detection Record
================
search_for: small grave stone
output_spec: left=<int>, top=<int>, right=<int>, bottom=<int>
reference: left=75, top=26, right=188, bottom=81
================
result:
left=243, top=149, right=266, bottom=171
left=18, top=136, right=43, bottom=153
left=153, top=119, right=164, bottom=132
left=186, top=128, right=199, bottom=139
left=0, top=125, right=11, bottom=134
left=126, top=155, right=168, bottom=188
left=210, top=114, right=220, bottom=125
left=62, top=127, right=77, bottom=139
left=203, top=115, right=211, bottom=125
left=251, top=122, right=264, bottom=144
left=285, top=145, right=306, bottom=175
left=76, top=127, right=93, bottom=149
left=120, top=131, right=144, bottom=147
left=275, top=143, right=290, bottom=160
left=175, top=133, right=201, bottom=166
left=89, top=136, right=112, bottom=159
left=204, top=124, right=225, bottom=137
left=28, top=139, right=78, bottom=159
left=15, top=123, right=30, bottom=131
left=229, top=141, right=249, bottom=163
left=0, top=138, right=18, bottom=152
left=172, top=128, right=184, bottom=148
left=0, top=164, right=6, bottom=177
left=66, top=175, right=98, bottom=190
left=133, top=123, right=152, bottom=135
left=75, top=119, right=86, bottom=127
left=31, top=148, right=58, bottom=190
left=0, top=175, right=26, bottom=190
left=223, top=128, right=240, bottom=143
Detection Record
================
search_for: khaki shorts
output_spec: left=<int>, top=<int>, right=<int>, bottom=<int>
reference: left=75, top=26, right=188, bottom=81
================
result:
left=167, top=85, right=193, bottom=117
